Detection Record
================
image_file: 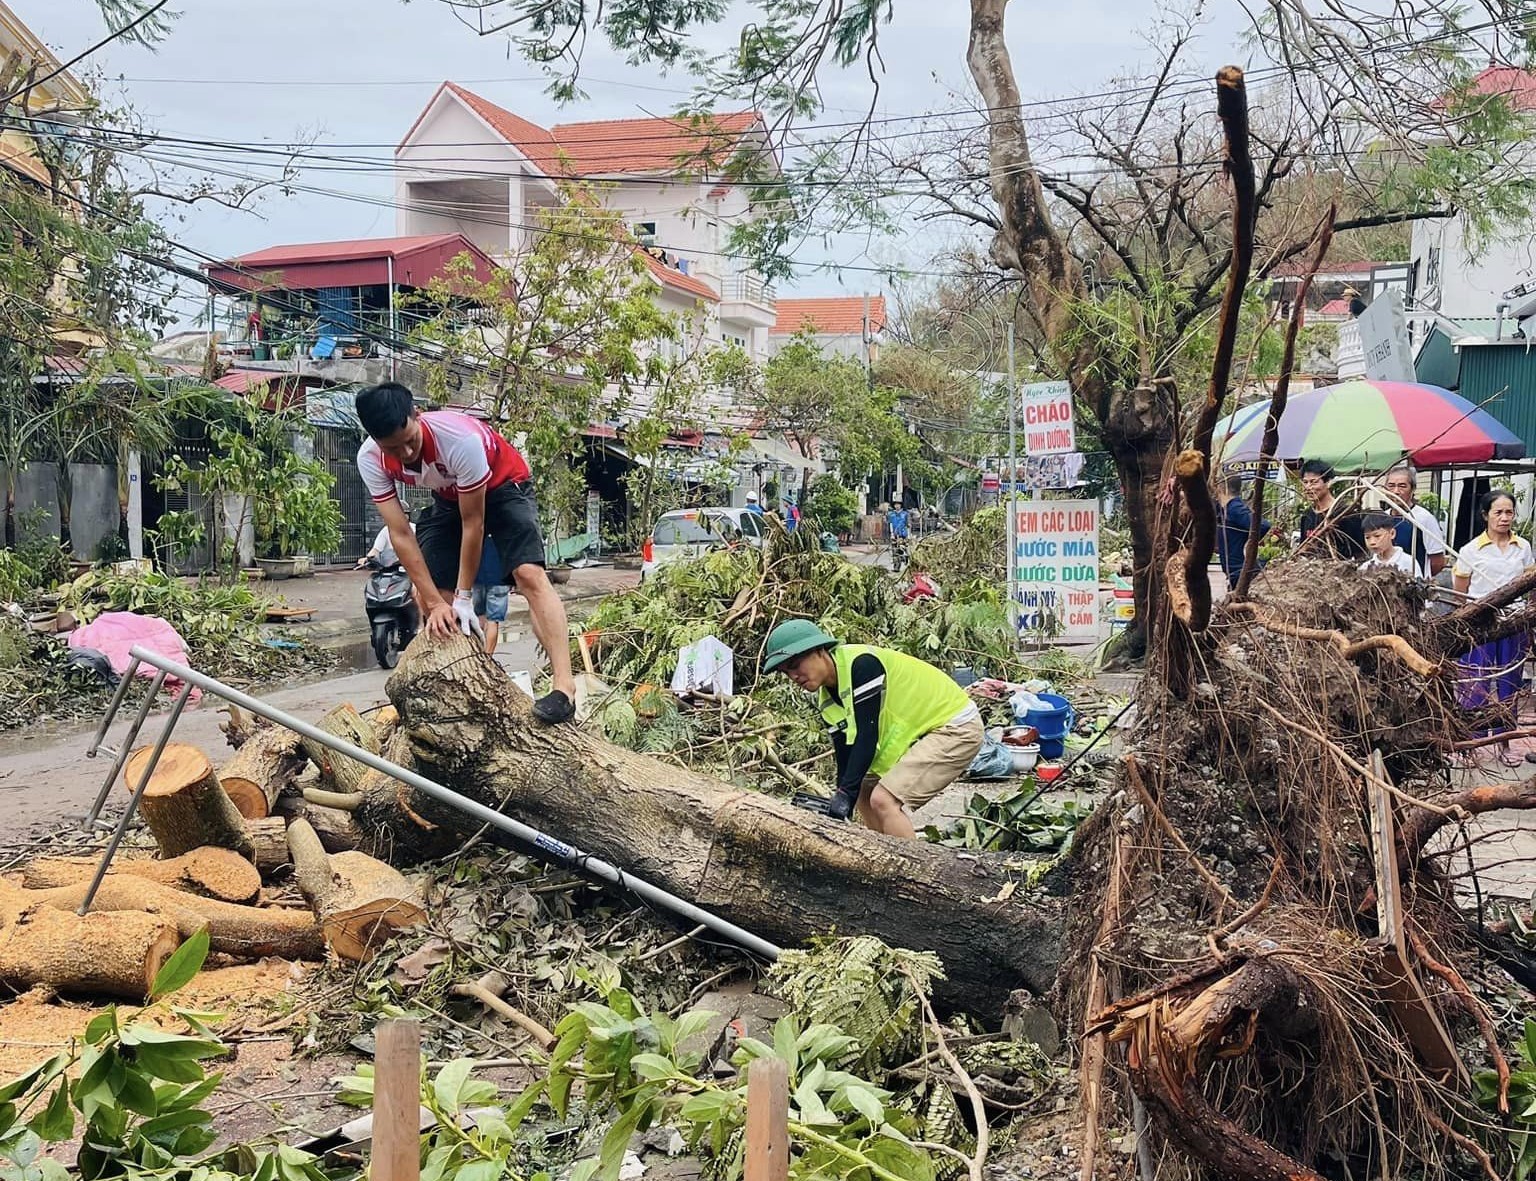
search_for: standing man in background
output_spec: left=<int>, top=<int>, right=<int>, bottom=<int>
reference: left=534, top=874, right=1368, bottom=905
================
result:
left=353, top=382, right=577, bottom=724
left=1381, top=464, right=1447, bottom=577
left=1217, top=474, right=1270, bottom=591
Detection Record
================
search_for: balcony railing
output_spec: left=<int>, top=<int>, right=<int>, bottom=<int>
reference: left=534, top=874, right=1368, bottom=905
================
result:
left=720, top=273, right=776, bottom=307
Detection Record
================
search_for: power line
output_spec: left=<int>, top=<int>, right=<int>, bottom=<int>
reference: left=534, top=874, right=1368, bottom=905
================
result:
left=2, top=0, right=174, bottom=106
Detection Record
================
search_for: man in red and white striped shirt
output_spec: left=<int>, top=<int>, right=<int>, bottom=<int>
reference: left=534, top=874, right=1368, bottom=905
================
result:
left=355, top=383, right=576, bottom=723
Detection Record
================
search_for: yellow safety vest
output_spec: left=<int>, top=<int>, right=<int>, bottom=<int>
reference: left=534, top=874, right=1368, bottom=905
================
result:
left=819, top=644, right=971, bottom=776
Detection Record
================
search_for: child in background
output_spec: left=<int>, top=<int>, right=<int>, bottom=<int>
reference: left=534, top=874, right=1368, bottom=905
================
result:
left=1359, top=513, right=1415, bottom=575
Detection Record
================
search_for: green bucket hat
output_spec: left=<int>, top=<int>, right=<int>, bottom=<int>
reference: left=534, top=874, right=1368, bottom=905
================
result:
left=762, top=619, right=838, bottom=672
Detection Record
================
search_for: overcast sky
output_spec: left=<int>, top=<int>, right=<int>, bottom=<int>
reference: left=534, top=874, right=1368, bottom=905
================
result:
left=16, top=0, right=1252, bottom=309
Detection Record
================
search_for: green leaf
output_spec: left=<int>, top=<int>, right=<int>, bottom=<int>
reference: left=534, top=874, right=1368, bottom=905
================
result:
left=842, top=1084, right=885, bottom=1124
left=629, top=1054, right=674, bottom=1082
left=772, top=1018, right=799, bottom=1077
left=548, top=1069, right=574, bottom=1120
left=597, top=1104, right=645, bottom=1181
left=1526, top=1018, right=1536, bottom=1069
left=131, top=1045, right=206, bottom=1084
left=83, top=1011, right=119, bottom=1047
left=150, top=928, right=211, bottom=999
left=138, top=1107, right=214, bottom=1144
left=119, top=1026, right=223, bottom=1058
left=455, top=1159, right=504, bottom=1181
left=27, top=1085, right=72, bottom=1142
left=672, top=1010, right=717, bottom=1048
left=566, top=1161, right=600, bottom=1181
left=0, top=1057, right=65, bottom=1106
left=5, top=1129, right=41, bottom=1168
left=678, top=1091, right=733, bottom=1124
left=501, top=1078, right=546, bottom=1129
left=431, top=1059, right=474, bottom=1116
left=114, top=1065, right=158, bottom=1118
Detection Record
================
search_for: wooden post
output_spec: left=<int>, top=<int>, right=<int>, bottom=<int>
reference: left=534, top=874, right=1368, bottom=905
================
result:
left=371, top=1019, right=422, bottom=1181
left=745, top=1056, right=789, bottom=1181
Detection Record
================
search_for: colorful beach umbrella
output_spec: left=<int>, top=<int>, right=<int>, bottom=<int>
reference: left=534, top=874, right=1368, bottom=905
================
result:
left=1212, top=380, right=1525, bottom=471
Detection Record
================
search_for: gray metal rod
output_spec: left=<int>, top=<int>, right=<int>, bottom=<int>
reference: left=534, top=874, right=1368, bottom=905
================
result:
left=83, top=669, right=169, bottom=829
left=124, top=646, right=783, bottom=961
left=78, top=682, right=195, bottom=916
left=86, top=656, right=143, bottom=758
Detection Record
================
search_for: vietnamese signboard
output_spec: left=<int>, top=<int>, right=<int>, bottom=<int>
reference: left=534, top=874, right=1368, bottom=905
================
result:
left=1357, top=288, right=1415, bottom=384
left=1012, top=499, right=1099, bottom=641
left=1020, top=381, right=1075, bottom=456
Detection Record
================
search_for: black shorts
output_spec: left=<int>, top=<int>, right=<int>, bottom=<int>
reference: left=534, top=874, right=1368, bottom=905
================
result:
left=416, top=481, right=546, bottom=591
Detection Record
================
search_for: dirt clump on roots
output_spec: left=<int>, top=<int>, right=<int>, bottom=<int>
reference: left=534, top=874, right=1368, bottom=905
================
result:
left=1058, top=555, right=1530, bottom=1181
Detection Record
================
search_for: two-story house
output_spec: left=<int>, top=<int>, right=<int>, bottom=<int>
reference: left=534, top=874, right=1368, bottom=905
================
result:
left=395, top=82, right=779, bottom=357
left=768, top=294, right=885, bottom=363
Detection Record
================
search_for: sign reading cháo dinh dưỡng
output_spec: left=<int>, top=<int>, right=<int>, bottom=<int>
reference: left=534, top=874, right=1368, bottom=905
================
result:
left=1020, top=381, right=1075, bottom=456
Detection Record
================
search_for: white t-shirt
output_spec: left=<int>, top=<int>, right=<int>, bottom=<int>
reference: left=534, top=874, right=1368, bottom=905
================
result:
left=1360, top=548, right=1413, bottom=575
left=357, top=411, right=530, bottom=504
left=369, top=523, right=415, bottom=566
left=1454, top=532, right=1535, bottom=599
left=1406, top=505, right=1446, bottom=558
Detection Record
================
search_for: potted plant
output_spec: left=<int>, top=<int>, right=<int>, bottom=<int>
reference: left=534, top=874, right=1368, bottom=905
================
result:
left=256, top=464, right=342, bottom=581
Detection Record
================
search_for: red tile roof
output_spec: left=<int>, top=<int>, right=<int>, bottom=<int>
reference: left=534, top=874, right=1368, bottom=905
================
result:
left=550, top=111, right=762, bottom=175
left=638, top=250, right=718, bottom=302
left=442, top=82, right=565, bottom=174
left=1465, top=65, right=1536, bottom=111
left=1316, top=298, right=1352, bottom=317
left=771, top=295, right=886, bottom=336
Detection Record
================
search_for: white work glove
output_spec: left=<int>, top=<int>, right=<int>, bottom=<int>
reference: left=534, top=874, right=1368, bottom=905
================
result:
left=452, top=593, right=486, bottom=641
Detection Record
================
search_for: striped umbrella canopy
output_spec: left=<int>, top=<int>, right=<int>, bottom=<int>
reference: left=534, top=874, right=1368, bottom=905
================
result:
left=1212, top=380, right=1525, bottom=472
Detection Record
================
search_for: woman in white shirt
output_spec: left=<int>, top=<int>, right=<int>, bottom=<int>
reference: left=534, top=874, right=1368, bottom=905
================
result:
left=1452, top=491, right=1534, bottom=766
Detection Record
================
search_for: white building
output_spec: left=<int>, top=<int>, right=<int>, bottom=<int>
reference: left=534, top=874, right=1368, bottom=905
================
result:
left=768, top=294, right=886, bottom=363
left=1409, top=67, right=1536, bottom=328
left=395, top=83, right=779, bottom=358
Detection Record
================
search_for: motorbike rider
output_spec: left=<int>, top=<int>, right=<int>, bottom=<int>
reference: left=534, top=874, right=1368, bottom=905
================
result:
left=357, top=518, right=415, bottom=569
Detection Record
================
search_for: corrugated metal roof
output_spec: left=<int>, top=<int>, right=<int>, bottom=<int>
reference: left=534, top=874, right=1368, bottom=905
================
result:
left=208, top=233, right=497, bottom=293
left=1458, top=344, right=1536, bottom=456
left=550, top=111, right=762, bottom=175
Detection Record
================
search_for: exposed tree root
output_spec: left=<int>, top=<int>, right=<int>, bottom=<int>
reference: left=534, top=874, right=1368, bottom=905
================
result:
left=1226, top=601, right=1440, bottom=677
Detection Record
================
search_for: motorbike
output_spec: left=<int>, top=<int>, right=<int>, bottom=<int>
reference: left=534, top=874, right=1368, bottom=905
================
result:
left=362, top=559, right=419, bottom=669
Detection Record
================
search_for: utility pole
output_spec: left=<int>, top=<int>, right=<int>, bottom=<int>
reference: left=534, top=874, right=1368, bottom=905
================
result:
left=1006, top=324, right=1017, bottom=639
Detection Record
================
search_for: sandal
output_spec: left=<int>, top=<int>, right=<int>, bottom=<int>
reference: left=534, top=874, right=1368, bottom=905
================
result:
left=1498, top=748, right=1526, bottom=768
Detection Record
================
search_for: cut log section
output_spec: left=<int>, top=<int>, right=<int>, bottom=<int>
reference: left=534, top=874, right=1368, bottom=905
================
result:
left=123, top=744, right=253, bottom=861
left=246, top=816, right=291, bottom=876
left=305, top=804, right=365, bottom=854
left=300, top=704, right=379, bottom=795
left=352, top=730, right=463, bottom=864
left=20, top=847, right=261, bottom=904
left=32, top=878, right=324, bottom=960
left=287, top=819, right=425, bottom=962
left=219, top=725, right=309, bottom=819
left=385, top=635, right=1066, bottom=1015
left=0, top=902, right=181, bottom=1001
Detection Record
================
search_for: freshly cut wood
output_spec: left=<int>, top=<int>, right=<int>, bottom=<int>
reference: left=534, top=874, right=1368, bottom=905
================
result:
left=0, top=902, right=180, bottom=1001
left=305, top=804, right=365, bottom=854
left=300, top=704, right=379, bottom=795
left=32, top=877, right=323, bottom=960
left=287, top=819, right=425, bottom=961
left=247, top=816, right=291, bottom=875
left=123, top=744, right=253, bottom=861
left=20, top=847, right=261, bottom=904
left=219, top=725, right=309, bottom=819
left=385, top=635, right=1066, bottom=1015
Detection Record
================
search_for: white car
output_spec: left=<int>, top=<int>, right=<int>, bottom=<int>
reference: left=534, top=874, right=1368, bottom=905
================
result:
left=640, top=508, right=766, bottom=579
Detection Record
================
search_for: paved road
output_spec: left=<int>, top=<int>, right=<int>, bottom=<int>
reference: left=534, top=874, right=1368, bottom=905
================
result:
left=0, top=629, right=549, bottom=852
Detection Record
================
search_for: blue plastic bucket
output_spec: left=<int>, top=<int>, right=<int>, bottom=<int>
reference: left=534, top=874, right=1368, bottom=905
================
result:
left=1019, top=693, right=1074, bottom=759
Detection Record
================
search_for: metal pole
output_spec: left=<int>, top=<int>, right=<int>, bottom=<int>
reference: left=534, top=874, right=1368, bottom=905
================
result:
left=84, top=669, right=168, bottom=829
left=122, top=646, right=784, bottom=962
left=1006, top=325, right=1018, bottom=639
left=387, top=256, right=398, bottom=381
left=78, top=682, right=195, bottom=915
left=87, top=656, right=143, bottom=757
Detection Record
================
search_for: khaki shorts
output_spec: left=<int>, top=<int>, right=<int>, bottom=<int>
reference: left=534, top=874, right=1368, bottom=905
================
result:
left=869, top=717, right=985, bottom=811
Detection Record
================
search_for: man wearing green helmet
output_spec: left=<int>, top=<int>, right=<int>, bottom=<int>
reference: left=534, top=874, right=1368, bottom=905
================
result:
left=762, top=619, right=983, bottom=837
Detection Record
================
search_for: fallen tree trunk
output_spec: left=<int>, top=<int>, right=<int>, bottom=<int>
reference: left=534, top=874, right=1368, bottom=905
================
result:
left=301, top=704, right=379, bottom=795
left=219, top=725, right=309, bottom=819
left=386, top=635, right=1065, bottom=1015
left=31, top=878, right=324, bottom=960
left=123, top=744, right=253, bottom=861
left=20, top=847, right=261, bottom=904
left=305, top=804, right=366, bottom=855
left=0, top=902, right=181, bottom=1001
left=352, top=730, right=462, bottom=863
left=286, top=819, right=425, bottom=961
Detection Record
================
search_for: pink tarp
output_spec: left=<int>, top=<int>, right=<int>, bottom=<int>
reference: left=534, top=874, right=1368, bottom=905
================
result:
left=68, top=612, right=201, bottom=701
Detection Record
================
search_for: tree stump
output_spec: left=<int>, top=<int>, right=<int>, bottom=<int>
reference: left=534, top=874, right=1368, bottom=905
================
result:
left=123, top=744, right=253, bottom=861
left=219, top=725, right=309, bottom=819
left=286, top=819, right=426, bottom=962
left=0, top=891, right=181, bottom=1001
left=301, top=704, right=379, bottom=795
left=33, top=878, right=324, bottom=960
left=21, top=847, right=261, bottom=904
left=384, top=635, right=1066, bottom=1015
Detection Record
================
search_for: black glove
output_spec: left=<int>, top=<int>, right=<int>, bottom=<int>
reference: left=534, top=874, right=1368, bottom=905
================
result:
left=826, top=785, right=859, bottom=821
